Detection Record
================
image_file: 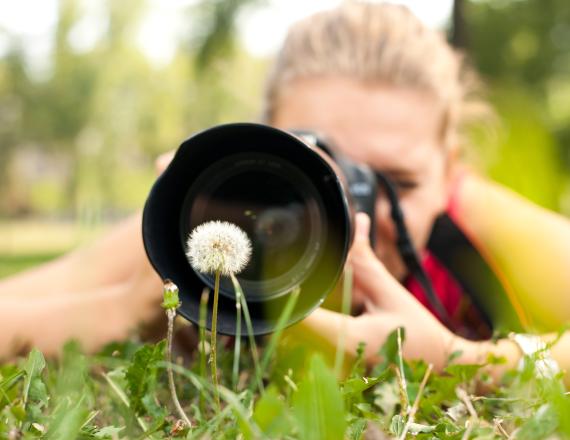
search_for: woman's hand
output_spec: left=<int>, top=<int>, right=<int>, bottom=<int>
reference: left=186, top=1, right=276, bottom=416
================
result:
left=293, top=213, right=520, bottom=375
left=349, top=214, right=460, bottom=370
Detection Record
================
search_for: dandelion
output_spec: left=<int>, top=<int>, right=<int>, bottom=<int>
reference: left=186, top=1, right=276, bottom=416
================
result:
left=185, top=220, right=251, bottom=276
left=185, top=220, right=252, bottom=411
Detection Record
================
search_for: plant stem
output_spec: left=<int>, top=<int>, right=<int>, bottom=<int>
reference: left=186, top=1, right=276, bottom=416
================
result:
left=232, top=288, right=242, bottom=392
left=166, top=308, right=192, bottom=428
left=396, top=327, right=409, bottom=410
left=398, top=363, right=432, bottom=440
left=231, top=274, right=264, bottom=395
left=199, top=288, right=209, bottom=412
left=210, top=270, right=221, bottom=411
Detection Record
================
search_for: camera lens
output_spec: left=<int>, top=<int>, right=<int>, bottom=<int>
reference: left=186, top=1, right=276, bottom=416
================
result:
left=180, top=153, right=327, bottom=301
left=142, top=123, right=352, bottom=335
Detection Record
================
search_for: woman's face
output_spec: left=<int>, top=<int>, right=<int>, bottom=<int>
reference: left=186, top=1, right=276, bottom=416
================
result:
left=271, top=76, right=455, bottom=280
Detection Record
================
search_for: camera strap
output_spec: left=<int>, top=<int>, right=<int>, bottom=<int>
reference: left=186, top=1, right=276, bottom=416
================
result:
left=375, top=172, right=454, bottom=329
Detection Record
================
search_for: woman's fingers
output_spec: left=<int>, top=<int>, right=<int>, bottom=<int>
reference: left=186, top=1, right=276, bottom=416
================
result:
left=349, top=213, right=422, bottom=313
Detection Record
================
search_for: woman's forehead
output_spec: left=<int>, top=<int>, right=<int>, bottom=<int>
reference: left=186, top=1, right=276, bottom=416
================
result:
left=271, top=76, right=445, bottom=172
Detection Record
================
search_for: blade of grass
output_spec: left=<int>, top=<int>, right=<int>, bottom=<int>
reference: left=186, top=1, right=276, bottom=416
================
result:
left=232, top=287, right=242, bottom=392
left=260, top=286, right=301, bottom=374
left=334, top=266, right=353, bottom=378
left=231, top=274, right=264, bottom=395
left=189, top=405, right=234, bottom=439
left=102, top=372, right=148, bottom=433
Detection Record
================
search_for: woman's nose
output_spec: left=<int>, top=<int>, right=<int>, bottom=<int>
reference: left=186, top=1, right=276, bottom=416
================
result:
left=374, top=196, right=397, bottom=243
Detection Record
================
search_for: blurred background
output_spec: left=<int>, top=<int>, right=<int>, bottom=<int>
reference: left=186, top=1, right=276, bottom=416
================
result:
left=1, top=0, right=569, bottom=277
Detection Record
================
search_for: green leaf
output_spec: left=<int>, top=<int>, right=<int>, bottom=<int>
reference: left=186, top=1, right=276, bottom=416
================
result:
left=292, top=354, right=346, bottom=440
left=342, top=370, right=391, bottom=398
left=350, top=342, right=367, bottom=378
left=253, top=386, right=290, bottom=437
left=517, top=403, right=558, bottom=440
left=347, top=417, right=367, bottom=440
left=372, top=327, right=404, bottom=375
left=23, top=349, right=46, bottom=406
left=94, top=426, right=125, bottom=439
left=389, top=414, right=405, bottom=437
left=444, top=364, right=482, bottom=383
left=0, top=370, right=25, bottom=410
left=125, top=341, right=166, bottom=415
left=407, top=422, right=436, bottom=434
left=45, top=397, right=89, bottom=440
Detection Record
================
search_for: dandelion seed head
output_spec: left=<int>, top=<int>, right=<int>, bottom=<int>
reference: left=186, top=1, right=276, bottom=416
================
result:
left=185, top=220, right=252, bottom=275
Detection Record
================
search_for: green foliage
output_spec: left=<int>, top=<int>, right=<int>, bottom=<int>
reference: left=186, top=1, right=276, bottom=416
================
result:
left=1, top=328, right=570, bottom=439
left=464, top=0, right=570, bottom=216
left=125, top=340, right=166, bottom=416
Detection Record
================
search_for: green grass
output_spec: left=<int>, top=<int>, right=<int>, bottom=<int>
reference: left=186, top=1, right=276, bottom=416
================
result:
left=1, top=325, right=569, bottom=439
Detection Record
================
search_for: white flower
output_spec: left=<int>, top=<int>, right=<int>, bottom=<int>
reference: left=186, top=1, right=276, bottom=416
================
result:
left=185, top=220, right=252, bottom=276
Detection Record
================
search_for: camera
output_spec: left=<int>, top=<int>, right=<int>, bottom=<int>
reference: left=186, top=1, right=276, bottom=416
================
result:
left=142, top=122, right=378, bottom=335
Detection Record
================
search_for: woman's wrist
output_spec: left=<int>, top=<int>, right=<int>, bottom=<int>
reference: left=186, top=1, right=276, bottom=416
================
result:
left=451, top=336, right=522, bottom=382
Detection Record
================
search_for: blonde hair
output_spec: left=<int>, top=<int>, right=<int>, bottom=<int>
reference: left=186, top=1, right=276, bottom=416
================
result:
left=263, top=1, right=487, bottom=148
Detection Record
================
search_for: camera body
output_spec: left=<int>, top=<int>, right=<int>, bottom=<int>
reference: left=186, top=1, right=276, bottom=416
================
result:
left=142, top=122, right=378, bottom=335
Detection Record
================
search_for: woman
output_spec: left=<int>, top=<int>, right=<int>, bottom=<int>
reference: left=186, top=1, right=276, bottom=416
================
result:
left=1, top=3, right=569, bottom=383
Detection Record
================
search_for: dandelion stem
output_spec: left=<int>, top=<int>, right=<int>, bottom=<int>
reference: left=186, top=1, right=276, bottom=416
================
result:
left=166, top=308, right=192, bottom=428
left=210, top=269, right=222, bottom=411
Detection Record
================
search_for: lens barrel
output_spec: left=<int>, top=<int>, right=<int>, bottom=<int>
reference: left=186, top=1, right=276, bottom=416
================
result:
left=142, top=123, right=354, bottom=335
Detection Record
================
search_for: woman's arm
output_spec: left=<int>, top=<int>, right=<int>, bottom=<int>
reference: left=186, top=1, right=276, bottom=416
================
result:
left=454, top=174, right=570, bottom=330
left=0, top=212, right=148, bottom=298
left=0, top=152, right=176, bottom=359
left=0, top=254, right=164, bottom=359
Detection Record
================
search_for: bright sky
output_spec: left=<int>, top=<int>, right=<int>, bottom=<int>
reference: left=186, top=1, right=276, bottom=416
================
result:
left=0, top=0, right=453, bottom=69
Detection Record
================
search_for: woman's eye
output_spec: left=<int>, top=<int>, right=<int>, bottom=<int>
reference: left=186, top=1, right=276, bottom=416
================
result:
left=395, top=180, right=418, bottom=191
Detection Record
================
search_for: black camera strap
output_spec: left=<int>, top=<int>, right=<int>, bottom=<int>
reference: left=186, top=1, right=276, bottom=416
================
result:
left=374, top=172, right=454, bottom=329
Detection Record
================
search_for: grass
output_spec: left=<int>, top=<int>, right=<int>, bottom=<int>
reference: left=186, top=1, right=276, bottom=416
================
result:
left=0, top=219, right=107, bottom=278
left=1, top=326, right=569, bottom=439
left=0, top=253, right=62, bottom=278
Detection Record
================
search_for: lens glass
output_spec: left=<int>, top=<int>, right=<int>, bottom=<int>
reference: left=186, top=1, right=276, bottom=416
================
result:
left=180, top=153, right=326, bottom=300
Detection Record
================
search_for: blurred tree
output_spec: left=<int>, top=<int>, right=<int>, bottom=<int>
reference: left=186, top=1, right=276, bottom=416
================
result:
left=189, top=0, right=265, bottom=71
left=463, top=0, right=570, bottom=211
left=0, top=0, right=267, bottom=219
